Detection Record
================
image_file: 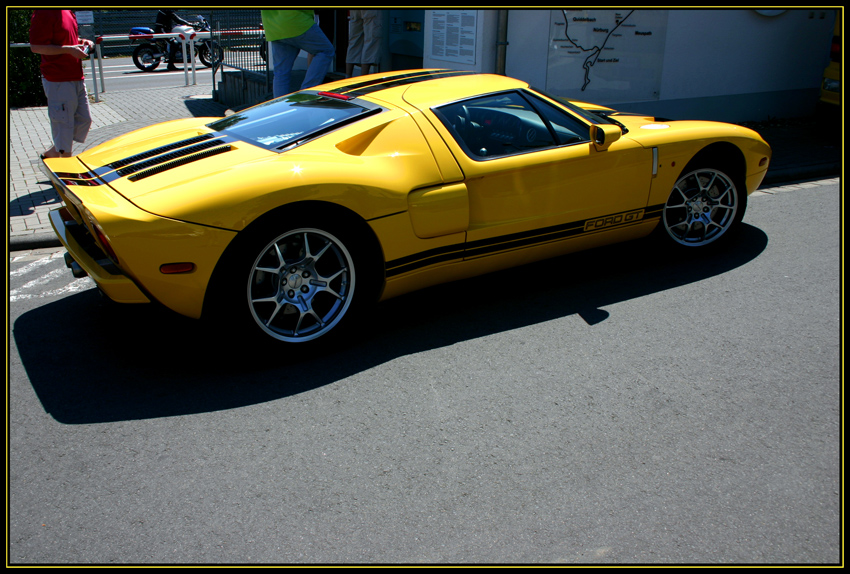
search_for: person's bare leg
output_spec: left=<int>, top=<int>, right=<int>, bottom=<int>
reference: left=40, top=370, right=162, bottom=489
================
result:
left=41, top=146, right=71, bottom=158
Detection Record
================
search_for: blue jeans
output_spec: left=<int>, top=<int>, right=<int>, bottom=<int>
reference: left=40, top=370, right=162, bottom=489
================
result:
left=270, top=23, right=335, bottom=97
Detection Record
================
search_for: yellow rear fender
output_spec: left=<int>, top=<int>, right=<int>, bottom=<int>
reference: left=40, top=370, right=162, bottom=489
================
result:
left=132, top=113, right=444, bottom=230
left=202, top=199, right=387, bottom=320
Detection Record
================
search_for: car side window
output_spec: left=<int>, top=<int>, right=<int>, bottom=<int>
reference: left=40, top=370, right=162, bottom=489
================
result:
left=526, top=93, right=591, bottom=145
left=433, top=91, right=589, bottom=160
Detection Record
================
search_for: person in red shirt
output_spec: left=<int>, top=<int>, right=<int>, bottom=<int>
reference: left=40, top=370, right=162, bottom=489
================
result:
left=29, top=10, right=93, bottom=158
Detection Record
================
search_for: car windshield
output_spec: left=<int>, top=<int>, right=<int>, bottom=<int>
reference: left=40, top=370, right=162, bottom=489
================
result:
left=207, top=92, right=379, bottom=151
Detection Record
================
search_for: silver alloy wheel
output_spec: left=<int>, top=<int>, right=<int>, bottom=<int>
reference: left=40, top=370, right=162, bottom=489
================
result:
left=247, top=228, right=355, bottom=342
left=663, top=167, right=739, bottom=246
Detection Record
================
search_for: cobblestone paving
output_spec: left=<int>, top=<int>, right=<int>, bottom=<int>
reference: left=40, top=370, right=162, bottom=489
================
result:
left=9, top=86, right=227, bottom=242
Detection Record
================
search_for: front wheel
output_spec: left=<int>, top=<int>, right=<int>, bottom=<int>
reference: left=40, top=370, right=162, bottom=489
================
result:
left=198, top=41, right=223, bottom=68
left=132, top=44, right=161, bottom=72
left=661, top=167, right=745, bottom=247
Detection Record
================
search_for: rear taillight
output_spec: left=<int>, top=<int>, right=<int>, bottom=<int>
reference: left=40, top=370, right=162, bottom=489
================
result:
left=92, top=224, right=120, bottom=265
left=81, top=206, right=119, bottom=264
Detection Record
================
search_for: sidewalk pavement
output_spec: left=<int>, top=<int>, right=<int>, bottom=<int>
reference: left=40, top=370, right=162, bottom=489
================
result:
left=9, top=85, right=231, bottom=252
left=8, top=85, right=842, bottom=253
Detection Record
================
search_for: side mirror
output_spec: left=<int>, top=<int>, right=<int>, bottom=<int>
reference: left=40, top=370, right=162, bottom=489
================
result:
left=590, top=124, right=622, bottom=150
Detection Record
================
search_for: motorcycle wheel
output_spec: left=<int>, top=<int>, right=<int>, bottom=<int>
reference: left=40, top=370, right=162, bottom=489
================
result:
left=199, top=42, right=223, bottom=68
left=132, top=44, right=161, bottom=72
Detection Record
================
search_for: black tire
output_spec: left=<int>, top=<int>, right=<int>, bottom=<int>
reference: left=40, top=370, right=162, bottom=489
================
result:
left=132, top=44, right=161, bottom=72
left=198, top=42, right=223, bottom=68
left=660, top=166, right=746, bottom=247
left=214, top=214, right=380, bottom=347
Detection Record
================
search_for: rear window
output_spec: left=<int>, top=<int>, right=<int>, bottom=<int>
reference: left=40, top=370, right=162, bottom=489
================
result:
left=207, top=92, right=381, bottom=151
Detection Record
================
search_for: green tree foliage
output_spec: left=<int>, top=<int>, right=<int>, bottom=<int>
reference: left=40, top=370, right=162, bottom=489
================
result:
left=9, top=9, right=47, bottom=108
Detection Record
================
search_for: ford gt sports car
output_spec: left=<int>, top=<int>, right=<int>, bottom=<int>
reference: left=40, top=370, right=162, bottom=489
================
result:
left=46, top=70, right=771, bottom=345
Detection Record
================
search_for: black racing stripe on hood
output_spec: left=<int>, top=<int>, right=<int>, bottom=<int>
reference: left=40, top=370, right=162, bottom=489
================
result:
left=127, top=145, right=233, bottom=182
left=115, top=138, right=230, bottom=178
left=338, top=70, right=477, bottom=98
left=47, top=134, right=236, bottom=187
left=106, top=133, right=217, bottom=169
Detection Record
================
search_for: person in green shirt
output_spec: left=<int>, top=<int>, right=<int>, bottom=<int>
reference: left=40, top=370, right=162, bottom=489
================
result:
left=261, top=10, right=335, bottom=97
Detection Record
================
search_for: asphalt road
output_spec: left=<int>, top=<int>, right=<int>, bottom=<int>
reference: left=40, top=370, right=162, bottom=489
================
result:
left=88, top=55, right=216, bottom=93
left=8, top=179, right=841, bottom=564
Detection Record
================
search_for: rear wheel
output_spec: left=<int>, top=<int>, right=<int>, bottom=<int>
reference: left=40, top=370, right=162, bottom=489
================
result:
left=212, top=214, right=381, bottom=348
left=247, top=227, right=355, bottom=343
left=132, top=44, right=161, bottom=72
left=661, top=167, right=745, bottom=247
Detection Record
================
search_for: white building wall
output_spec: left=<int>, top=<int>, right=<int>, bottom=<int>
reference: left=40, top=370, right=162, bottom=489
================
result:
left=423, top=8, right=836, bottom=122
left=658, top=9, right=833, bottom=98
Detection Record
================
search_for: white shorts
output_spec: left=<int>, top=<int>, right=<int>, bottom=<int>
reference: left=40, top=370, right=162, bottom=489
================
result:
left=346, top=10, right=383, bottom=65
left=42, top=78, right=91, bottom=154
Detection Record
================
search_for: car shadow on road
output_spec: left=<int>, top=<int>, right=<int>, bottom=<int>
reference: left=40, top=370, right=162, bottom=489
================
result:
left=13, top=224, right=768, bottom=424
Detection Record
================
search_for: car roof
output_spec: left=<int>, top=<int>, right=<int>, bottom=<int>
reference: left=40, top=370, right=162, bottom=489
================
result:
left=316, top=69, right=530, bottom=109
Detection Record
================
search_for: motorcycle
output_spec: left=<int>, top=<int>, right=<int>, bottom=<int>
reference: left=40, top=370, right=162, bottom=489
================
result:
left=130, top=15, right=223, bottom=72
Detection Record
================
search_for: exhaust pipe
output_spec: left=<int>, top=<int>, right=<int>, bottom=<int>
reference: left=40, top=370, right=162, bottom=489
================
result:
left=64, top=252, right=88, bottom=279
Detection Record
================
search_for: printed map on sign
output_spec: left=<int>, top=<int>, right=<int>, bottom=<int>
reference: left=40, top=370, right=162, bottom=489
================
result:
left=547, top=9, right=668, bottom=103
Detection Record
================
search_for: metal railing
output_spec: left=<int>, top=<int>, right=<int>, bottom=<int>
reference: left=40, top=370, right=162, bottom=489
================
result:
left=75, top=9, right=209, bottom=57
left=12, top=25, right=269, bottom=105
left=210, top=22, right=270, bottom=101
left=209, top=9, right=267, bottom=71
left=11, top=32, right=214, bottom=104
left=9, top=42, right=106, bottom=103
left=93, top=30, right=214, bottom=98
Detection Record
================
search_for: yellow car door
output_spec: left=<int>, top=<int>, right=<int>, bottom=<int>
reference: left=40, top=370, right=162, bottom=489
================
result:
left=429, top=90, right=654, bottom=259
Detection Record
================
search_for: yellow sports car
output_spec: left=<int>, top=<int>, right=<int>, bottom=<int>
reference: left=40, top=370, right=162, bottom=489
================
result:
left=46, top=70, right=771, bottom=345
